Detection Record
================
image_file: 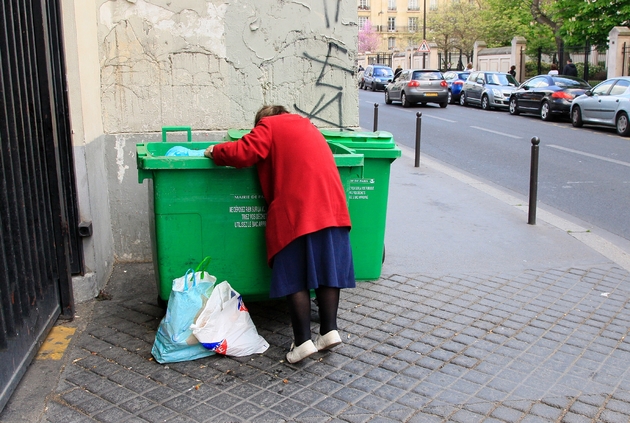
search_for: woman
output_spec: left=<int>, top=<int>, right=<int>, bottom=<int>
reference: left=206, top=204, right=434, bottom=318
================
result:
left=205, top=105, right=355, bottom=364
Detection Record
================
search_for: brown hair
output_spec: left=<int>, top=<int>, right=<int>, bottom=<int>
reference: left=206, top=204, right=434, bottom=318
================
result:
left=254, top=105, right=289, bottom=125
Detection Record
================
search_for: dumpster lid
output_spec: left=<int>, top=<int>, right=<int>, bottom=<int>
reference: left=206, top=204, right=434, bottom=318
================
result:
left=319, top=129, right=397, bottom=150
left=136, top=140, right=363, bottom=182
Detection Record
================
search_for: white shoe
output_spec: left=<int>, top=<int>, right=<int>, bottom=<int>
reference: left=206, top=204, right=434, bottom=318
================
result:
left=314, top=330, right=342, bottom=351
left=286, top=340, right=318, bottom=364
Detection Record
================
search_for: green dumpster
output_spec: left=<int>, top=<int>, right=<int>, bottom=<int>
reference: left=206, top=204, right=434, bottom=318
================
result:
left=137, top=127, right=364, bottom=305
left=319, top=130, right=401, bottom=280
left=226, top=129, right=401, bottom=281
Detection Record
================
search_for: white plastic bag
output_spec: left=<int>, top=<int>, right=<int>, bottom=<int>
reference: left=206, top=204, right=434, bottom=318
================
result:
left=191, top=281, right=269, bottom=357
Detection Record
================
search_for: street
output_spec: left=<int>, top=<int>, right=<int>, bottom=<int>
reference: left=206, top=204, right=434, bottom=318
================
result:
left=359, top=89, right=630, bottom=244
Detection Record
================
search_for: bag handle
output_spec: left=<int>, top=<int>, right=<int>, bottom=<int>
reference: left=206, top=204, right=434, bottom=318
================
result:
left=183, top=269, right=196, bottom=291
left=195, top=256, right=212, bottom=278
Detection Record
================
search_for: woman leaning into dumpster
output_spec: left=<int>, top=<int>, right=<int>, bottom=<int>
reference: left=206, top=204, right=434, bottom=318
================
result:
left=204, top=105, right=355, bottom=364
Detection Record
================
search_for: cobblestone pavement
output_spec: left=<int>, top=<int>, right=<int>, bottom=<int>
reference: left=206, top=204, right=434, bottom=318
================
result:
left=4, top=154, right=630, bottom=423
left=38, top=261, right=630, bottom=423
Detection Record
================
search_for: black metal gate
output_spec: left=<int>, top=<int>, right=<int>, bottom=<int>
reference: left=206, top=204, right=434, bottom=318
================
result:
left=623, top=42, right=630, bottom=76
left=0, top=0, right=78, bottom=411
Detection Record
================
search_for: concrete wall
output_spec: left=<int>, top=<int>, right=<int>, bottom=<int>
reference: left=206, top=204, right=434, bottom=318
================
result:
left=476, top=46, right=512, bottom=73
left=608, top=26, right=630, bottom=78
left=62, top=0, right=359, bottom=301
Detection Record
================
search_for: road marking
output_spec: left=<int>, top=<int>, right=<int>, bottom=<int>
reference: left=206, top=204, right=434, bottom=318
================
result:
left=470, top=126, right=522, bottom=139
left=36, top=326, right=76, bottom=360
left=548, top=144, right=630, bottom=168
left=408, top=112, right=456, bottom=123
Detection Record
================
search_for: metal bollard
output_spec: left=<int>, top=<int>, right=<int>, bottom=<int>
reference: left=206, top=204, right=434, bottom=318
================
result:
left=373, top=103, right=379, bottom=132
left=528, top=137, right=540, bottom=225
left=414, top=112, right=422, bottom=167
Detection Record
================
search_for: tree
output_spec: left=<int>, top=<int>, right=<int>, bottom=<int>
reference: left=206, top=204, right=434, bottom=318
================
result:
left=427, top=2, right=482, bottom=68
left=358, top=20, right=381, bottom=53
left=555, top=0, right=630, bottom=48
left=478, top=0, right=558, bottom=54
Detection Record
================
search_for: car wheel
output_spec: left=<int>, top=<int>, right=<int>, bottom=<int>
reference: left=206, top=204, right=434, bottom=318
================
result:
left=447, top=90, right=452, bottom=104
left=401, top=92, right=411, bottom=108
left=571, top=106, right=583, bottom=127
left=540, top=101, right=552, bottom=121
left=459, top=92, right=467, bottom=106
left=440, top=102, right=447, bottom=108
left=481, top=95, right=490, bottom=110
left=616, top=112, right=630, bottom=137
left=385, top=90, right=392, bottom=104
left=509, top=97, right=519, bottom=115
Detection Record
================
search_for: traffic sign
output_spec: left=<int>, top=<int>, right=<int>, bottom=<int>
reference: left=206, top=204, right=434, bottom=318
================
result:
left=418, top=40, right=430, bottom=53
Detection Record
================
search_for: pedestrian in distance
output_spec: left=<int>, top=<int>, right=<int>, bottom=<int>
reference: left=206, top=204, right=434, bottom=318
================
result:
left=466, top=62, right=474, bottom=71
left=563, top=58, right=578, bottom=76
left=394, top=64, right=402, bottom=80
left=204, top=105, right=355, bottom=364
left=509, top=65, right=517, bottom=78
left=548, top=63, right=559, bottom=75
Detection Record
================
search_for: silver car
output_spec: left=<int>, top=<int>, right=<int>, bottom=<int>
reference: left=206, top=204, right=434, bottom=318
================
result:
left=384, top=69, right=449, bottom=108
left=570, top=76, right=630, bottom=137
left=460, top=71, right=519, bottom=110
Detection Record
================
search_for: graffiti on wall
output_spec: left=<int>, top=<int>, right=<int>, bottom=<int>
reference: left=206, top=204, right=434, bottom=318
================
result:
left=294, top=0, right=354, bottom=129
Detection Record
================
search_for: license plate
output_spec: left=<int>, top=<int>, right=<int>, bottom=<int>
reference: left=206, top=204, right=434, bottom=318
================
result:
left=425, top=93, right=438, bottom=97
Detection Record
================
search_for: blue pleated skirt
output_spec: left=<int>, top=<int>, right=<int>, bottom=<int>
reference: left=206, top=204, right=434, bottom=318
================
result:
left=270, top=227, right=356, bottom=298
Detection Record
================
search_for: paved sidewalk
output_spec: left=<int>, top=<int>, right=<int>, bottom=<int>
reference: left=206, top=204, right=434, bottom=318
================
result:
left=2, top=151, right=630, bottom=423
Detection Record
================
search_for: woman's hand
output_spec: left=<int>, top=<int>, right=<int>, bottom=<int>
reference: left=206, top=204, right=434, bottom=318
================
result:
left=204, top=145, right=214, bottom=159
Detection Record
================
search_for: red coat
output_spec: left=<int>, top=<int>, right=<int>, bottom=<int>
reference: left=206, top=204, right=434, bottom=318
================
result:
left=212, top=114, right=351, bottom=264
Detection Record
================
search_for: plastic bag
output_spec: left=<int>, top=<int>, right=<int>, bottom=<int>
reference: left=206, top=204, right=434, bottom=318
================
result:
left=152, top=258, right=216, bottom=363
left=165, top=146, right=205, bottom=157
left=191, top=281, right=269, bottom=357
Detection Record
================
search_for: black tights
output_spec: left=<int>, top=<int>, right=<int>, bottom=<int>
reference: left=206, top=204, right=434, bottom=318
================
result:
left=286, top=287, right=340, bottom=345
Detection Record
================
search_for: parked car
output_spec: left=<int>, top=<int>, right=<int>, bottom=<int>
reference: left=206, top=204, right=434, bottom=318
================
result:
left=384, top=69, right=449, bottom=108
left=570, top=76, right=630, bottom=136
left=509, top=75, right=592, bottom=121
left=460, top=71, right=518, bottom=110
left=443, top=71, right=470, bottom=104
left=361, top=64, right=394, bottom=91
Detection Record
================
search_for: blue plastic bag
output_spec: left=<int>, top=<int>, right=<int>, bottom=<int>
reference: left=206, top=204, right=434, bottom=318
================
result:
left=165, top=146, right=205, bottom=157
left=152, top=258, right=216, bottom=363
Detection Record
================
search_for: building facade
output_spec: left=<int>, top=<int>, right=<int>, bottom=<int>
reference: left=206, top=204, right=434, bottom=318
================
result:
left=357, top=0, right=449, bottom=52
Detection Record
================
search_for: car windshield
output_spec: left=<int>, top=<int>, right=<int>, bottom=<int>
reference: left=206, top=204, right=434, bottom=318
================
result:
left=486, top=73, right=517, bottom=86
left=551, top=77, right=591, bottom=88
left=412, top=71, right=442, bottom=80
left=374, top=68, right=393, bottom=77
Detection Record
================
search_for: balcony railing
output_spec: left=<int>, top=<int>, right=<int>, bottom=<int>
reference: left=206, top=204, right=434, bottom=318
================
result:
left=358, top=5, right=370, bottom=10
left=407, top=7, right=420, bottom=11
left=374, top=25, right=419, bottom=33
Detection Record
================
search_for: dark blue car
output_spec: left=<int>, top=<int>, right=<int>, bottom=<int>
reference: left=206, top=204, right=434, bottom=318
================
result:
left=443, top=71, right=470, bottom=104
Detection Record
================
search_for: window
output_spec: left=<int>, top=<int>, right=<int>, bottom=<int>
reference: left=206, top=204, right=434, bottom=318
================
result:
left=610, top=80, right=630, bottom=95
left=358, top=17, right=368, bottom=29
left=388, top=17, right=396, bottom=31
left=358, top=0, right=369, bottom=10
left=408, top=17, right=418, bottom=32
left=430, top=0, right=438, bottom=10
left=408, top=0, right=419, bottom=10
left=388, top=37, right=396, bottom=50
left=592, top=80, right=615, bottom=96
left=388, top=0, right=396, bottom=10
